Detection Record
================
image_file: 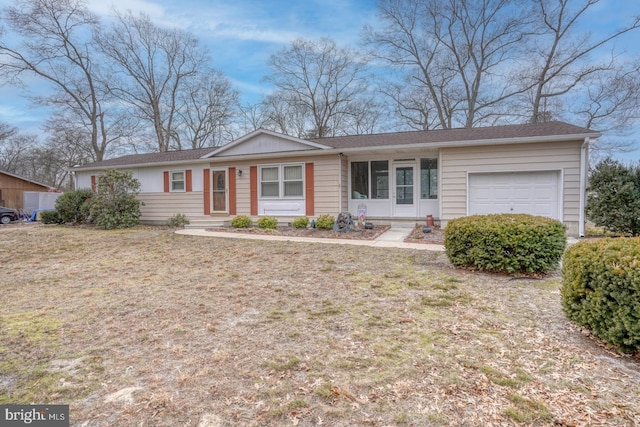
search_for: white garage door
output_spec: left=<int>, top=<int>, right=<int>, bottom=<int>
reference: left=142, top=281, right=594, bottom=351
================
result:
left=468, top=171, right=560, bottom=219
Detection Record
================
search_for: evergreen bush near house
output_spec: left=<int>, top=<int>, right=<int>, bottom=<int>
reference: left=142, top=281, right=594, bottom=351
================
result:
left=230, top=215, right=252, bottom=228
left=53, top=189, right=94, bottom=224
left=315, top=214, right=335, bottom=230
left=90, top=169, right=143, bottom=230
left=40, top=209, right=63, bottom=224
left=444, top=214, right=566, bottom=274
left=586, top=158, right=640, bottom=236
left=166, top=213, right=190, bottom=228
left=292, top=217, right=309, bottom=229
left=257, top=216, right=278, bottom=229
left=562, top=237, right=640, bottom=353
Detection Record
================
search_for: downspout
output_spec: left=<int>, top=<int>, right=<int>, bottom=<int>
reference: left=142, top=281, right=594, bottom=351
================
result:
left=338, top=153, right=344, bottom=212
left=578, top=137, right=590, bottom=238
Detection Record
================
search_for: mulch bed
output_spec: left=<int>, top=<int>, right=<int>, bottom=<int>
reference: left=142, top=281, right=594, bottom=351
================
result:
left=206, top=224, right=391, bottom=240
left=206, top=223, right=447, bottom=244
left=404, top=224, right=445, bottom=244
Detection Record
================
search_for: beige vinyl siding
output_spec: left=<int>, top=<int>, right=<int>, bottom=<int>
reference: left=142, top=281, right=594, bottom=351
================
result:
left=339, top=155, right=348, bottom=213
left=313, top=155, right=341, bottom=216
left=441, top=140, right=582, bottom=232
left=210, top=154, right=341, bottom=219
left=138, top=192, right=204, bottom=223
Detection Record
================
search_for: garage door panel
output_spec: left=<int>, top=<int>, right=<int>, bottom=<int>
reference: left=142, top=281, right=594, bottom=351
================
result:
left=469, top=171, right=559, bottom=220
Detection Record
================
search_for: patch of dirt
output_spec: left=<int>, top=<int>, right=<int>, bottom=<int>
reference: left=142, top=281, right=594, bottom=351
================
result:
left=206, top=223, right=391, bottom=240
left=1, top=225, right=638, bottom=426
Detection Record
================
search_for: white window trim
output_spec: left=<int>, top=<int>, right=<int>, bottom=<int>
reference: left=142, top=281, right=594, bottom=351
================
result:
left=258, top=163, right=305, bottom=200
left=170, top=169, right=186, bottom=192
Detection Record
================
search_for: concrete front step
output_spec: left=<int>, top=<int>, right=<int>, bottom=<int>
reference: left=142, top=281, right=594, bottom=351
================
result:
left=184, top=219, right=228, bottom=229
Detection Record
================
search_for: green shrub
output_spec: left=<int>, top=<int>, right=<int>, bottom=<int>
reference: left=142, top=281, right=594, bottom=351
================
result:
left=587, top=158, right=640, bottom=236
left=40, top=210, right=63, bottom=224
left=257, top=216, right=278, bottom=229
left=315, top=214, right=335, bottom=230
left=292, top=217, right=309, bottom=229
left=230, top=215, right=252, bottom=228
left=90, top=169, right=143, bottom=229
left=444, top=214, right=566, bottom=274
left=54, top=189, right=94, bottom=224
left=562, top=237, right=640, bottom=352
left=167, top=213, right=190, bottom=228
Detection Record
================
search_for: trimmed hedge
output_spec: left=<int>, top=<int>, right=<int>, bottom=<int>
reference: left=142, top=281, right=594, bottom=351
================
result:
left=230, top=215, right=252, bottom=228
left=292, top=217, right=309, bottom=229
left=562, top=237, right=640, bottom=352
left=444, top=214, right=566, bottom=274
left=257, top=216, right=278, bottom=229
left=315, top=214, right=335, bottom=230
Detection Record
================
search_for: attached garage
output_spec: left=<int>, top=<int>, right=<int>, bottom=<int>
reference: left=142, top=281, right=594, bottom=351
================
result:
left=468, top=171, right=561, bottom=220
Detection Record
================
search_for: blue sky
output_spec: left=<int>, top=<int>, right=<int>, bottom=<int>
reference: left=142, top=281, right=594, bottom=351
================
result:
left=1, top=0, right=639, bottom=161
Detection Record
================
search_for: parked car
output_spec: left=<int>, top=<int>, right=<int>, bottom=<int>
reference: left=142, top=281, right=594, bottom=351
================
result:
left=0, top=206, right=19, bottom=224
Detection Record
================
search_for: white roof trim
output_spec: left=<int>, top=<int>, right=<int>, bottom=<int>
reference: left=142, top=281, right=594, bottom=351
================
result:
left=201, top=128, right=332, bottom=158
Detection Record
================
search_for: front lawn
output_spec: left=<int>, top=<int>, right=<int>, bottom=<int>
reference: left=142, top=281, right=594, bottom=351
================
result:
left=1, top=225, right=638, bottom=426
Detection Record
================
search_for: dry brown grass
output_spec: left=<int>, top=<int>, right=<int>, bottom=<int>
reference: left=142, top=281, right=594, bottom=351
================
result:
left=1, top=224, right=639, bottom=426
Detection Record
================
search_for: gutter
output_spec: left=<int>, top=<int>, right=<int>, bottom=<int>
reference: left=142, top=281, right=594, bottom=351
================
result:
left=578, top=137, right=590, bottom=237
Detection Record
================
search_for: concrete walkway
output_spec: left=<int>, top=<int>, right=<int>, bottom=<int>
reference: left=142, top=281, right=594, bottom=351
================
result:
left=175, top=226, right=446, bottom=251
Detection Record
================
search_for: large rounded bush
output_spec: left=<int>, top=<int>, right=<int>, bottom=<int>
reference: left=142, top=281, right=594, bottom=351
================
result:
left=444, top=214, right=566, bottom=274
left=54, top=189, right=93, bottom=224
left=562, top=237, right=640, bottom=352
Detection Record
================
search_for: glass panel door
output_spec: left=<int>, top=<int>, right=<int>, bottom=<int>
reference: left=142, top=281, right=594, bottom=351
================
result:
left=212, top=170, right=227, bottom=212
left=395, top=166, right=414, bottom=205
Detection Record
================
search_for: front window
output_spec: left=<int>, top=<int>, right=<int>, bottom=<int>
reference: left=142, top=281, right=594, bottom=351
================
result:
left=420, top=158, right=438, bottom=199
left=260, top=164, right=304, bottom=199
left=171, top=171, right=185, bottom=192
left=371, top=161, right=389, bottom=199
left=261, top=166, right=280, bottom=198
left=351, top=162, right=369, bottom=199
left=283, top=165, right=303, bottom=197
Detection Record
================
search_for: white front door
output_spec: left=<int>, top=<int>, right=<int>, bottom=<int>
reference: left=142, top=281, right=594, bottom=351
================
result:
left=393, top=164, right=417, bottom=217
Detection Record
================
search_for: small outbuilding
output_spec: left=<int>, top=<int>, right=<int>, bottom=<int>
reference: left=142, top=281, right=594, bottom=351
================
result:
left=0, top=170, right=54, bottom=210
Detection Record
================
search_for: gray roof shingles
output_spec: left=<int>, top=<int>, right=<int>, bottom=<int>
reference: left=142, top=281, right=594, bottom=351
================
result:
left=311, top=121, right=596, bottom=148
left=74, top=121, right=596, bottom=170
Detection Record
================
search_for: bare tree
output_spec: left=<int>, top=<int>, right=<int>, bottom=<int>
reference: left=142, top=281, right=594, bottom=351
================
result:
left=0, top=0, right=118, bottom=161
left=526, top=0, right=640, bottom=124
left=176, top=69, right=239, bottom=149
left=260, top=93, right=310, bottom=137
left=96, top=11, right=208, bottom=152
left=264, top=37, right=377, bottom=138
left=364, top=0, right=533, bottom=129
left=0, top=123, right=36, bottom=172
left=238, top=103, right=270, bottom=134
